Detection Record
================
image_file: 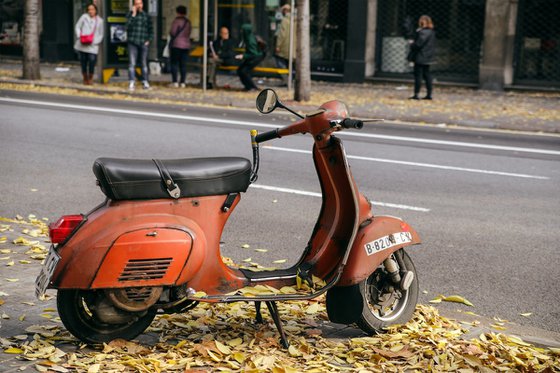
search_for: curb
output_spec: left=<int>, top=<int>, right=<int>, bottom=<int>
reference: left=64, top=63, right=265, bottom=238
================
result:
left=1, top=77, right=559, bottom=134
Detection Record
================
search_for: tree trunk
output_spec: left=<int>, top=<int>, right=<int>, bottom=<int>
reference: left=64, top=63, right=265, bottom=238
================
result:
left=23, top=0, right=41, bottom=80
left=295, top=0, right=310, bottom=102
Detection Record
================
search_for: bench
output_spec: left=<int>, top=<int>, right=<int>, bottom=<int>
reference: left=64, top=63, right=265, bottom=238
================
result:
left=189, top=46, right=289, bottom=77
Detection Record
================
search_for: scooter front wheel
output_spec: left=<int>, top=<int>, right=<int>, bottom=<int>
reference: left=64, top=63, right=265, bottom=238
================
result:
left=356, top=249, right=419, bottom=334
left=57, top=289, right=156, bottom=344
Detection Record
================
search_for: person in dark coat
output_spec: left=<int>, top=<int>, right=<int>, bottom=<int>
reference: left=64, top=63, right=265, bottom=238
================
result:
left=206, top=26, right=236, bottom=88
left=236, top=23, right=264, bottom=91
left=408, top=15, right=436, bottom=100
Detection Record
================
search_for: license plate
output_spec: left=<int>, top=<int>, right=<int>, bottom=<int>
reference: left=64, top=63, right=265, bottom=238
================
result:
left=35, top=245, right=60, bottom=299
left=364, top=232, right=412, bottom=256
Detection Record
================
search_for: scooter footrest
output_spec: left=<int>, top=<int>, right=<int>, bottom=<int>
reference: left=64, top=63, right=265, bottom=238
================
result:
left=239, top=267, right=297, bottom=280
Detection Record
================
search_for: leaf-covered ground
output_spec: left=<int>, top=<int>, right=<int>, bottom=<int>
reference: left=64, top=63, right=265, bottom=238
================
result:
left=1, top=216, right=559, bottom=372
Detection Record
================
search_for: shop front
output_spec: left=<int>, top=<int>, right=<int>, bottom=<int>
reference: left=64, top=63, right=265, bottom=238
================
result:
left=513, top=0, right=560, bottom=87
left=0, top=0, right=24, bottom=56
left=375, top=0, right=486, bottom=83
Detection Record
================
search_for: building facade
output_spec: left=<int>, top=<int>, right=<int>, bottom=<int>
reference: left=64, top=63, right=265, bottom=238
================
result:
left=1, top=0, right=558, bottom=90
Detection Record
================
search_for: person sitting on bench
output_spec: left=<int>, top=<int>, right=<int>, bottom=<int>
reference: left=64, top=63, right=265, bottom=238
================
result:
left=206, top=26, right=236, bottom=89
left=235, top=23, right=264, bottom=92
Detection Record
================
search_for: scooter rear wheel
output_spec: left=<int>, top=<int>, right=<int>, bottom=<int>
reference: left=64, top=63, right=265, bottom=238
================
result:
left=57, top=289, right=156, bottom=344
left=356, top=249, right=419, bottom=334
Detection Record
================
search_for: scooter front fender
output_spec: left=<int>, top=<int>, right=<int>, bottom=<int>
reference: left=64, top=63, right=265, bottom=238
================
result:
left=337, top=215, right=421, bottom=286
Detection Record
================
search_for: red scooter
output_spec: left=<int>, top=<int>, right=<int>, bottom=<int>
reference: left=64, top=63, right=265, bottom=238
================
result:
left=36, top=89, right=421, bottom=347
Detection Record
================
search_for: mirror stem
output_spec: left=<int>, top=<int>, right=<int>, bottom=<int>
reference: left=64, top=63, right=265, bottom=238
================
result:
left=280, top=105, right=305, bottom=119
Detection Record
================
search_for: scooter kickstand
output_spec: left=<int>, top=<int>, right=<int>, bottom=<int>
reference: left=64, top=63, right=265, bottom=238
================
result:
left=255, top=301, right=263, bottom=324
left=265, top=301, right=290, bottom=348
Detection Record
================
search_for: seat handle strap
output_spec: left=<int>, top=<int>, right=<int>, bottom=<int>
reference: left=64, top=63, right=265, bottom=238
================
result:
left=153, top=159, right=181, bottom=199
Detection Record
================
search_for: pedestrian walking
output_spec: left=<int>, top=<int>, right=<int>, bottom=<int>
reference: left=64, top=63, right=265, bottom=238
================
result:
left=236, top=23, right=264, bottom=92
left=274, top=4, right=296, bottom=86
left=168, top=5, right=191, bottom=88
left=206, top=26, right=236, bottom=89
left=408, top=15, right=436, bottom=100
left=74, top=3, right=104, bottom=85
left=126, top=0, right=153, bottom=91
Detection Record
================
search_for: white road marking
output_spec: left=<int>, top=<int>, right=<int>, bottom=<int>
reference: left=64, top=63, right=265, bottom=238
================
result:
left=1, top=97, right=559, bottom=156
left=264, top=146, right=550, bottom=180
left=250, top=184, right=431, bottom=212
left=338, top=131, right=560, bottom=156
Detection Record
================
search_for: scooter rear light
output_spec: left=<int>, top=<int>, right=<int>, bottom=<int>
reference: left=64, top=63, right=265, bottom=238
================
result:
left=49, top=215, right=84, bottom=244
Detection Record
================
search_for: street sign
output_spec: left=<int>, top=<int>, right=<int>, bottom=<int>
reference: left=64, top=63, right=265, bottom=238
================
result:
left=104, top=0, right=130, bottom=68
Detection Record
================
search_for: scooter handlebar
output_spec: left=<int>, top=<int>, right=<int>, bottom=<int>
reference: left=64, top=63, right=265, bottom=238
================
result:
left=341, top=118, right=364, bottom=129
left=255, top=129, right=280, bottom=143
left=256, top=118, right=362, bottom=143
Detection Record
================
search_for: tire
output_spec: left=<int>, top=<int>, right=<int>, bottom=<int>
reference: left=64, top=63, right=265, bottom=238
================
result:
left=57, top=289, right=156, bottom=344
left=356, top=249, right=419, bottom=334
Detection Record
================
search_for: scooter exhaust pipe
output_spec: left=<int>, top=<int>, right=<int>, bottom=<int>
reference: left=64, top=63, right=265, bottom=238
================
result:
left=384, top=258, right=401, bottom=284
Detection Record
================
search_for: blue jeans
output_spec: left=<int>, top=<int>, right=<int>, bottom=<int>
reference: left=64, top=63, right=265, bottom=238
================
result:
left=128, top=43, right=149, bottom=82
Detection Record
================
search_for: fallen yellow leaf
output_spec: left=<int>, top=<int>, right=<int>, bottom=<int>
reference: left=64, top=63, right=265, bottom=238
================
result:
left=4, top=347, right=24, bottom=354
left=215, top=340, right=231, bottom=355
left=232, top=351, right=245, bottom=363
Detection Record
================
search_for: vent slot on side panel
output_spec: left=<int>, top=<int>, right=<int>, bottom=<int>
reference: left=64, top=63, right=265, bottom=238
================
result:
left=119, top=258, right=173, bottom=282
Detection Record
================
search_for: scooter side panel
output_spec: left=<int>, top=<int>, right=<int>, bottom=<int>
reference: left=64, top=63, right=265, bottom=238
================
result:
left=90, top=228, right=193, bottom=289
left=51, top=197, right=224, bottom=289
left=338, top=216, right=421, bottom=286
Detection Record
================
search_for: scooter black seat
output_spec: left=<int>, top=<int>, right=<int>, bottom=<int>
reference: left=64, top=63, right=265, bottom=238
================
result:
left=93, top=157, right=252, bottom=200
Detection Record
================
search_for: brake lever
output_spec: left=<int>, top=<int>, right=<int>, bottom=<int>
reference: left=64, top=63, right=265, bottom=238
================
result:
left=329, top=119, right=343, bottom=128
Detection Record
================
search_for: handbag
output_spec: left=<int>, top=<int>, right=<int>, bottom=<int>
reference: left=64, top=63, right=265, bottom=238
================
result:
left=80, top=17, right=98, bottom=45
left=407, top=47, right=417, bottom=63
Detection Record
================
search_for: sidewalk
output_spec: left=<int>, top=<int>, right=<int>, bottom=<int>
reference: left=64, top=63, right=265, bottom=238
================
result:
left=0, top=216, right=559, bottom=372
left=1, top=58, right=559, bottom=134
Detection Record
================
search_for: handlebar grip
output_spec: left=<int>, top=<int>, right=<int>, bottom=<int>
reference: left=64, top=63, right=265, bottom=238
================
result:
left=341, top=119, right=364, bottom=129
left=255, top=129, right=280, bottom=143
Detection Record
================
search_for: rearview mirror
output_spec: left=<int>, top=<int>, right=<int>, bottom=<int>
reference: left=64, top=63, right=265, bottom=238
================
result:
left=256, top=89, right=279, bottom=114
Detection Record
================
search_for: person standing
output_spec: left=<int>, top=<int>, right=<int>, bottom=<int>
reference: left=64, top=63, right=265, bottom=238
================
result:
left=206, top=26, right=235, bottom=88
left=169, top=5, right=191, bottom=88
left=408, top=15, right=436, bottom=100
left=274, top=4, right=296, bottom=85
left=126, top=0, right=153, bottom=91
left=236, top=23, right=264, bottom=92
left=74, top=3, right=104, bottom=85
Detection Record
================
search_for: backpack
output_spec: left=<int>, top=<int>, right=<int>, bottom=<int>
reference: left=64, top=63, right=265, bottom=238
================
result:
left=255, top=35, right=268, bottom=56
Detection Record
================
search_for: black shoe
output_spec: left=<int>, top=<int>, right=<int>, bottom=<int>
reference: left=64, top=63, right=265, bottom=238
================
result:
left=408, top=96, right=420, bottom=100
left=422, top=96, right=432, bottom=100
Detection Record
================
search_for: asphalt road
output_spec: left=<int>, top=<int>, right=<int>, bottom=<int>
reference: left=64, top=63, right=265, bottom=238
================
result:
left=1, top=90, right=559, bottom=336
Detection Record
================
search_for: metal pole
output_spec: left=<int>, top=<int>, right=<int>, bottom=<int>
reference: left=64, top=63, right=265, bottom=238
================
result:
left=213, top=0, right=218, bottom=39
left=97, top=0, right=105, bottom=83
left=288, top=0, right=295, bottom=92
left=202, top=0, right=208, bottom=92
